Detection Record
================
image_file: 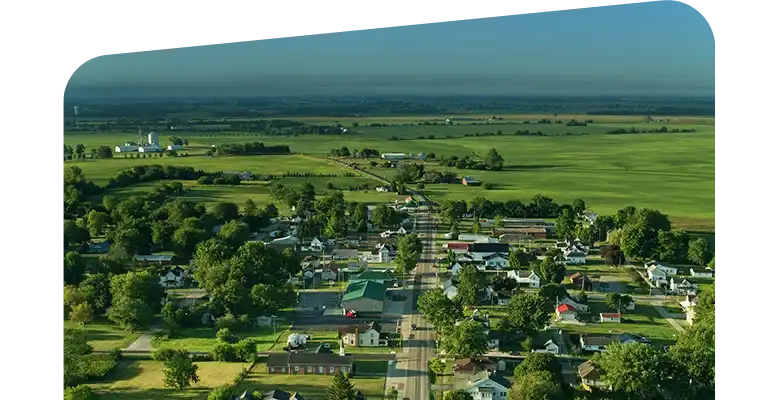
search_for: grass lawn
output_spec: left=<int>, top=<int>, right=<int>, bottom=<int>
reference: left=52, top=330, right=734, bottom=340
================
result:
left=561, top=301, right=681, bottom=347
left=354, top=360, right=389, bottom=375
left=89, top=360, right=249, bottom=400
left=298, top=330, right=397, bottom=354
left=65, top=318, right=140, bottom=352
left=237, top=363, right=386, bottom=399
left=155, top=320, right=292, bottom=353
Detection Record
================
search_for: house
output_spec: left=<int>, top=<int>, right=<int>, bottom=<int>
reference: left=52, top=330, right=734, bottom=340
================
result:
left=493, top=290, right=512, bottom=306
left=670, top=278, right=699, bottom=295
left=310, top=236, right=330, bottom=251
left=569, top=272, right=593, bottom=291
left=581, top=211, right=599, bottom=226
left=396, top=226, right=408, bottom=235
left=330, top=249, right=359, bottom=260
left=507, top=270, right=541, bottom=288
left=647, top=266, right=669, bottom=286
left=339, top=321, right=387, bottom=347
left=452, top=370, right=511, bottom=400
left=483, top=253, right=510, bottom=269
left=301, top=267, right=316, bottom=280
left=87, top=240, right=110, bottom=254
left=462, top=176, right=481, bottom=186
left=441, top=279, right=458, bottom=300
left=578, top=360, right=608, bottom=391
left=259, top=389, right=307, bottom=400
left=690, top=268, right=714, bottom=279
left=556, top=304, right=578, bottom=321
left=565, top=250, right=587, bottom=265
left=532, top=339, right=560, bottom=355
left=469, top=242, right=510, bottom=255
left=452, top=358, right=499, bottom=379
left=580, top=335, right=620, bottom=352
left=266, top=345, right=353, bottom=375
left=446, top=242, right=471, bottom=253
left=644, top=261, right=677, bottom=276
left=350, top=270, right=396, bottom=287
left=449, top=262, right=465, bottom=276
left=457, top=234, right=490, bottom=242
left=487, top=330, right=502, bottom=350
left=134, top=254, right=174, bottom=264
left=559, top=296, right=590, bottom=313
left=599, top=313, right=622, bottom=323
left=341, top=280, right=386, bottom=315
left=320, top=262, right=339, bottom=281
left=286, top=333, right=309, bottom=349
left=272, top=235, right=299, bottom=245
left=375, top=243, right=395, bottom=263
left=159, top=266, right=187, bottom=288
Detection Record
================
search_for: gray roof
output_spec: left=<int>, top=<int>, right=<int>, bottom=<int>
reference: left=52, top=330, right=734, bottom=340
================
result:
left=581, top=335, right=620, bottom=346
left=266, top=351, right=353, bottom=367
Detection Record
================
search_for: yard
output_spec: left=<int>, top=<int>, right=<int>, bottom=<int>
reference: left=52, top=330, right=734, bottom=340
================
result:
left=64, top=318, right=140, bottom=352
left=88, top=360, right=250, bottom=400
left=236, top=363, right=386, bottom=399
left=290, top=330, right=399, bottom=354
left=154, top=317, right=292, bottom=353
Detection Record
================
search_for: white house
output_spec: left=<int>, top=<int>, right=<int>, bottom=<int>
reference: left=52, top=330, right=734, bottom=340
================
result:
left=452, top=370, right=511, bottom=400
left=320, top=263, right=339, bottom=281
left=507, top=270, right=541, bottom=288
left=376, top=243, right=395, bottom=263
left=310, top=236, right=330, bottom=251
left=532, top=339, right=560, bottom=355
left=483, top=253, right=510, bottom=269
left=644, top=261, right=677, bottom=276
left=396, top=226, right=408, bottom=235
left=138, top=145, right=163, bottom=153
left=559, top=296, right=590, bottom=313
left=556, top=304, right=578, bottom=321
left=449, top=262, right=465, bottom=276
left=647, top=266, right=668, bottom=286
left=339, top=321, right=386, bottom=347
left=580, top=335, right=619, bottom=352
left=670, top=278, right=699, bottom=295
left=690, top=268, right=714, bottom=279
left=159, top=266, right=187, bottom=288
left=599, top=313, right=622, bottom=323
left=565, top=250, right=587, bottom=265
left=441, top=279, right=458, bottom=300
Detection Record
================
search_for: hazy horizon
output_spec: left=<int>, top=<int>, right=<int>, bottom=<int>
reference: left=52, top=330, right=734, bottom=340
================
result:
left=66, top=2, right=714, bottom=100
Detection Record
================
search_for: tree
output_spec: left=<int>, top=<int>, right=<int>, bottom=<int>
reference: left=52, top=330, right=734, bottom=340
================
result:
left=441, top=319, right=489, bottom=358
left=572, top=199, right=586, bottom=215
left=75, top=144, right=86, bottom=159
left=234, top=338, right=257, bottom=362
left=207, top=386, right=235, bottom=400
left=509, top=370, right=565, bottom=400
left=371, top=204, right=396, bottom=229
left=86, top=210, right=108, bottom=237
left=162, top=302, right=185, bottom=334
left=577, top=291, right=588, bottom=303
left=500, top=293, right=551, bottom=337
left=514, top=352, right=563, bottom=378
left=444, top=390, right=473, bottom=400
left=555, top=209, right=577, bottom=241
left=429, top=358, right=446, bottom=376
left=494, top=215, right=505, bottom=229
left=655, top=229, right=689, bottom=263
left=218, top=220, right=250, bottom=249
left=537, top=258, right=565, bottom=284
left=440, top=200, right=467, bottom=226
left=96, top=145, right=113, bottom=159
left=325, top=373, right=357, bottom=400
left=484, top=148, right=505, bottom=170
left=457, top=265, right=488, bottom=306
left=471, top=221, right=482, bottom=234
left=65, top=384, right=97, bottom=400
left=78, top=273, right=111, bottom=311
left=509, top=248, right=535, bottom=269
left=324, top=213, right=348, bottom=239
left=604, top=293, right=633, bottom=312
left=688, top=238, right=713, bottom=266
left=537, top=283, right=569, bottom=310
left=64, top=328, right=92, bottom=386
left=69, top=302, right=94, bottom=326
left=621, top=220, right=657, bottom=260
left=107, top=297, right=153, bottom=331
left=395, top=234, right=423, bottom=274
left=163, top=350, right=200, bottom=390
left=264, top=203, right=279, bottom=218
left=65, top=220, right=90, bottom=247
left=172, top=226, right=209, bottom=259
left=600, top=244, right=625, bottom=266
left=107, top=271, right=163, bottom=330
left=592, top=342, right=670, bottom=399
left=251, top=283, right=296, bottom=313
left=417, top=287, right=463, bottom=332
left=667, top=285, right=714, bottom=397
left=64, top=251, right=86, bottom=285
left=211, top=202, right=240, bottom=223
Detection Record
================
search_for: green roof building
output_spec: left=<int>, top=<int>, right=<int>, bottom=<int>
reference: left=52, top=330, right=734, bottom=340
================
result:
left=349, top=269, right=397, bottom=287
left=341, top=280, right=386, bottom=315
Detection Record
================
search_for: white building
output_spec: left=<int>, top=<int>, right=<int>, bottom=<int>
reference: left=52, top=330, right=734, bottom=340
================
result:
left=339, top=321, right=386, bottom=347
left=381, top=153, right=407, bottom=161
left=565, top=250, right=587, bottom=265
left=644, top=261, right=677, bottom=276
left=507, top=270, right=541, bottom=288
left=159, top=266, right=187, bottom=288
left=559, top=296, right=590, bottom=313
left=670, top=278, right=698, bottom=295
left=441, top=279, right=458, bottom=300
left=690, top=268, right=713, bottom=279
left=452, top=370, right=511, bottom=400
left=647, top=266, right=669, bottom=286
left=148, top=131, right=160, bottom=146
left=114, top=143, right=138, bottom=153
left=532, top=339, right=560, bottom=355
left=599, top=313, right=622, bottom=323
left=167, top=144, right=184, bottom=151
left=138, top=145, right=163, bottom=153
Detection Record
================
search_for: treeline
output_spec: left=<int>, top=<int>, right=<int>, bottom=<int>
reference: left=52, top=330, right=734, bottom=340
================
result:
left=106, top=165, right=207, bottom=189
left=438, top=149, right=504, bottom=171
left=329, top=147, right=380, bottom=158
left=440, top=194, right=569, bottom=221
left=606, top=126, right=697, bottom=135
left=209, top=142, right=291, bottom=156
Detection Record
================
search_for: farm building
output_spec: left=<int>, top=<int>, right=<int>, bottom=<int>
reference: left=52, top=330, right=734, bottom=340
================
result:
left=381, top=153, right=407, bottom=161
left=462, top=176, right=481, bottom=186
left=114, top=143, right=138, bottom=153
left=138, top=145, right=163, bottom=153
left=341, top=280, right=386, bottom=315
left=599, top=313, right=622, bottom=323
left=167, top=144, right=184, bottom=151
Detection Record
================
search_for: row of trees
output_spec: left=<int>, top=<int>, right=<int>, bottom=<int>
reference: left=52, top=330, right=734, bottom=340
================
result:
left=64, top=144, right=113, bottom=160
left=208, top=142, right=291, bottom=156
left=328, top=147, right=380, bottom=158
left=438, top=148, right=505, bottom=171
left=440, top=195, right=582, bottom=228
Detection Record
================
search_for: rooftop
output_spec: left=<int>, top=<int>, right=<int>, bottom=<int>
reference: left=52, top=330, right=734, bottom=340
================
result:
left=342, top=280, right=386, bottom=302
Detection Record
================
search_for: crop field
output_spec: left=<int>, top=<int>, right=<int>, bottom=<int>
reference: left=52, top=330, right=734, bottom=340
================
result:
left=88, top=360, right=250, bottom=400
left=65, top=117, right=714, bottom=231
left=237, top=363, right=386, bottom=399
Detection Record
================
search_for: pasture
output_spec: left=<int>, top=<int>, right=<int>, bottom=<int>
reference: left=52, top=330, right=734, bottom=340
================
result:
left=65, top=116, right=714, bottom=231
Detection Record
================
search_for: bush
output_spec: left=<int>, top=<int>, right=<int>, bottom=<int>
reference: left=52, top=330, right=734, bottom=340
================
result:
left=234, top=339, right=257, bottom=362
left=64, top=384, right=97, bottom=400
left=108, top=347, right=123, bottom=361
left=212, top=343, right=237, bottom=361
left=484, top=182, right=495, bottom=190
left=233, top=367, right=249, bottom=384
left=81, top=354, right=118, bottom=379
left=152, top=347, right=178, bottom=362
left=215, top=313, right=252, bottom=331
left=216, top=328, right=237, bottom=344
left=208, top=385, right=235, bottom=400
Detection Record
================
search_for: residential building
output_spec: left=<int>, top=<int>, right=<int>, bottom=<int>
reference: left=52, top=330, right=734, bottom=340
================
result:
left=266, top=345, right=352, bottom=375
left=449, top=262, right=465, bottom=276
left=578, top=360, right=608, bottom=391
left=532, top=339, right=560, bottom=355
left=259, top=389, right=307, bottom=400
left=579, top=335, right=620, bottom=352
left=644, top=261, right=677, bottom=276
left=647, top=266, right=668, bottom=286
left=159, top=266, right=187, bottom=288
left=599, top=313, right=622, bottom=323
left=441, top=279, right=458, bottom=300
left=565, top=250, right=587, bottom=265
left=87, top=240, right=110, bottom=254
left=452, top=358, right=499, bottom=379
left=670, top=278, right=699, bottom=295
left=349, top=270, right=396, bottom=287
left=341, top=280, right=386, bottom=314
left=134, top=254, right=174, bottom=264
left=320, top=262, right=339, bottom=281
left=483, top=253, right=510, bottom=269
left=559, top=296, right=590, bottom=313
left=507, top=270, right=541, bottom=288
left=487, top=330, right=502, bottom=350
left=339, top=321, right=387, bottom=347
left=451, top=370, right=511, bottom=400
left=690, top=268, right=714, bottom=279
left=569, top=272, right=593, bottom=291
left=330, top=249, right=359, bottom=260
left=556, top=304, right=578, bottom=321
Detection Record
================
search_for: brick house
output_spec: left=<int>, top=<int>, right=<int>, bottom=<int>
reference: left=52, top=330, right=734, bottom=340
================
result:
left=266, top=345, right=353, bottom=376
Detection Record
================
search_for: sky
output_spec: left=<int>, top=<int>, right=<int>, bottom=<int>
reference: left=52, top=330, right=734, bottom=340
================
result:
left=66, top=1, right=715, bottom=98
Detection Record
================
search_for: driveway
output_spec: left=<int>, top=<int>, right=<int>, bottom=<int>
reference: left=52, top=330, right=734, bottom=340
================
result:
left=123, top=322, right=163, bottom=352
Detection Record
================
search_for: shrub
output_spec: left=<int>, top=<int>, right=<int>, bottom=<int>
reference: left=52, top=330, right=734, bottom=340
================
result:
left=215, top=313, right=252, bottom=331
left=191, top=352, right=214, bottom=362
left=108, top=347, right=123, bottom=361
left=233, top=367, right=249, bottom=384
left=234, top=339, right=257, bottom=362
left=64, top=384, right=97, bottom=400
left=216, top=328, right=237, bottom=344
left=212, top=343, right=237, bottom=362
left=484, top=182, right=495, bottom=190
left=208, top=385, right=235, bottom=400
left=152, top=347, right=178, bottom=362
left=81, top=354, right=118, bottom=379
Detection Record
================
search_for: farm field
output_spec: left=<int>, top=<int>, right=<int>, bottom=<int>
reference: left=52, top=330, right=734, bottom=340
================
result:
left=64, top=319, right=140, bottom=352
left=237, top=363, right=386, bottom=399
left=88, top=360, right=250, bottom=400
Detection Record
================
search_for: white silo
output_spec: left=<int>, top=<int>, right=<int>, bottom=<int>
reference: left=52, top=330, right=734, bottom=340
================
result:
left=148, top=131, right=160, bottom=146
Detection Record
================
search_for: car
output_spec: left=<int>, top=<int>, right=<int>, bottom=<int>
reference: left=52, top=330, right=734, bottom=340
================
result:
left=411, top=324, right=417, bottom=330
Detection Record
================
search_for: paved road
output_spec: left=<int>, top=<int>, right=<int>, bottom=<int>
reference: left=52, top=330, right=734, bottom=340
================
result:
left=123, top=322, right=163, bottom=352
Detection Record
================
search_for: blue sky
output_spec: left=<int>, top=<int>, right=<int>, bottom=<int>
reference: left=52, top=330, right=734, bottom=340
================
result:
left=67, top=1, right=714, bottom=96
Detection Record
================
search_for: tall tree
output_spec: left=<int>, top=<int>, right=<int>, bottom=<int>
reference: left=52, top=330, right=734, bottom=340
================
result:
left=86, top=210, right=108, bottom=237
left=555, top=208, right=577, bottom=241
left=572, top=199, right=586, bottom=215
left=509, top=248, right=535, bottom=269
left=69, top=302, right=94, bottom=326
left=537, top=283, right=569, bottom=310
left=417, top=288, right=464, bottom=333
left=172, top=226, right=209, bottom=259
left=509, top=370, right=565, bottom=400
left=592, top=342, right=670, bottom=399
left=64, top=251, right=86, bottom=285
left=536, top=257, right=565, bottom=284
left=604, top=293, right=633, bottom=312
left=217, top=220, right=250, bottom=249
left=441, top=320, right=489, bottom=358
left=325, top=373, right=357, bottom=400
left=621, top=220, right=658, bottom=260
left=395, top=234, right=422, bottom=274
left=211, top=202, right=239, bottom=223
left=163, top=350, right=200, bottom=390
left=688, top=238, right=713, bottom=266
left=484, top=148, right=505, bottom=171
left=457, top=265, right=488, bottom=306
left=500, top=293, right=551, bottom=337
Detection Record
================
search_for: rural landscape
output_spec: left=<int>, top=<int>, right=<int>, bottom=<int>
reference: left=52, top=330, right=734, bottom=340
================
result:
left=63, top=4, right=714, bottom=400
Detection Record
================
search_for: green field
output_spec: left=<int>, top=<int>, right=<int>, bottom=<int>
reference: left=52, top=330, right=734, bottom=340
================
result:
left=65, top=117, right=714, bottom=231
left=64, top=318, right=140, bottom=352
left=561, top=301, right=681, bottom=347
left=237, top=363, right=386, bottom=399
left=154, top=321, right=291, bottom=353
left=89, top=360, right=250, bottom=400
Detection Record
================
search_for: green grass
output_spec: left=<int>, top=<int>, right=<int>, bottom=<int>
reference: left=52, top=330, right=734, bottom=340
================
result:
left=237, top=363, right=386, bottom=399
left=561, top=301, right=681, bottom=347
left=156, top=321, right=291, bottom=353
left=66, top=119, right=714, bottom=231
left=298, top=330, right=397, bottom=354
left=64, top=318, right=140, bottom=352
left=354, top=360, right=389, bottom=375
left=88, top=360, right=250, bottom=400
